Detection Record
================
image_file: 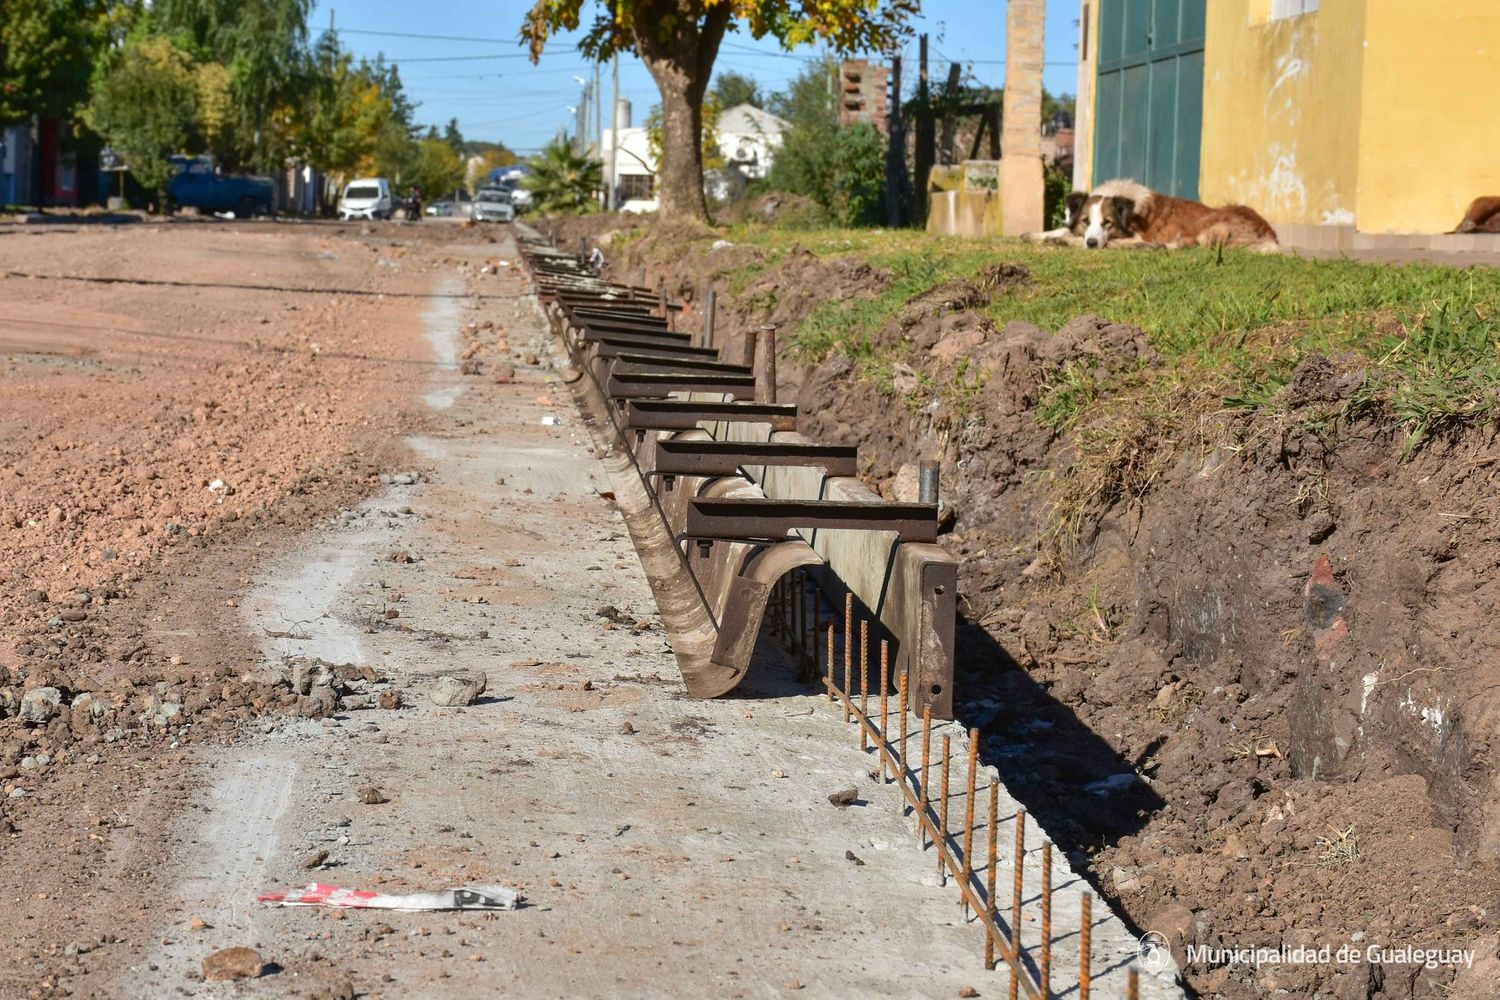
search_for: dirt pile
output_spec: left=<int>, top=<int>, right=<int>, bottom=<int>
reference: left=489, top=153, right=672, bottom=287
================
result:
left=618, top=228, right=1500, bottom=999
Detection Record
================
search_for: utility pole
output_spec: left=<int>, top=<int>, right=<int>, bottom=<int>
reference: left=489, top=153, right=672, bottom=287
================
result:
left=608, top=54, right=620, bottom=211
left=885, top=55, right=905, bottom=227
left=593, top=61, right=603, bottom=207
left=574, top=80, right=589, bottom=156
left=914, top=35, right=934, bottom=226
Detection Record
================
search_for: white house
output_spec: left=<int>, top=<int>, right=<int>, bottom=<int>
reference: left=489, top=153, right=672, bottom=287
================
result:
left=596, top=102, right=789, bottom=213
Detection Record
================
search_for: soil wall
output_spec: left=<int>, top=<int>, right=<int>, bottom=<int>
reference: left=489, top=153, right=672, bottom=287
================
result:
left=613, top=225, right=1500, bottom=1000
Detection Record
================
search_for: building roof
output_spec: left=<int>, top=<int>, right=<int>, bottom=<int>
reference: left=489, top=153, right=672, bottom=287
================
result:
left=717, top=104, right=789, bottom=137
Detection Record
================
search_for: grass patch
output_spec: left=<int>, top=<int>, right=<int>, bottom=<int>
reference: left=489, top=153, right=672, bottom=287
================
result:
left=716, top=223, right=1500, bottom=446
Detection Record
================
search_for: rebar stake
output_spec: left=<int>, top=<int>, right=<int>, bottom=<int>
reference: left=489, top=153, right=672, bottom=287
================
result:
left=843, top=592, right=853, bottom=723
left=1010, top=809, right=1026, bottom=1000
left=879, top=641, right=890, bottom=781
left=985, top=781, right=999, bottom=969
left=1079, top=893, right=1092, bottom=1000
left=1040, top=842, right=1052, bottom=996
left=938, top=733, right=951, bottom=884
left=919, top=706, right=932, bottom=847
left=961, top=729, right=979, bottom=917
left=859, top=620, right=870, bottom=752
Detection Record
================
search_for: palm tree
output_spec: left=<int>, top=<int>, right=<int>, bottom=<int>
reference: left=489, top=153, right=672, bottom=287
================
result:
left=522, top=139, right=602, bottom=215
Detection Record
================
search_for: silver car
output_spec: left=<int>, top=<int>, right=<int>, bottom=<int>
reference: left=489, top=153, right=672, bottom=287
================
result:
left=470, top=190, right=515, bottom=223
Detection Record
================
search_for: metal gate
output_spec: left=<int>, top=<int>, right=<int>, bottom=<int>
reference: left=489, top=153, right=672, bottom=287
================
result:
left=1092, top=0, right=1205, bottom=199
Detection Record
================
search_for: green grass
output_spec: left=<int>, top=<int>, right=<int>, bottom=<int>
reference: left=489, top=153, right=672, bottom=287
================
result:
left=717, top=222, right=1500, bottom=451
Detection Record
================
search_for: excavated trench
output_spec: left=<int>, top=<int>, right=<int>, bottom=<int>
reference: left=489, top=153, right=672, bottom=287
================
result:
left=582, top=220, right=1500, bottom=1000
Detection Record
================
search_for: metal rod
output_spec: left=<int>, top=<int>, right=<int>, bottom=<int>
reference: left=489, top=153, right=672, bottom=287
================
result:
left=1079, top=894, right=1092, bottom=1000
left=1040, top=843, right=1052, bottom=996
left=843, top=592, right=853, bottom=724
left=825, top=618, right=834, bottom=702
left=986, top=782, right=998, bottom=969
left=1127, top=967, right=1139, bottom=1000
left=897, top=672, right=909, bottom=801
left=704, top=287, right=717, bottom=349
left=938, top=733, right=950, bottom=883
left=1010, top=809, right=1026, bottom=1000
left=860, top=620, right=870, bottom=752
left=878, top=640, right=890, bottom=781
left=919, top=458, right=941, bottom=504
left=961, top=728, right=979, bottom=917
left=919, top=706, right=932, bottom=847
left=790, top=572, right=801, bottom=672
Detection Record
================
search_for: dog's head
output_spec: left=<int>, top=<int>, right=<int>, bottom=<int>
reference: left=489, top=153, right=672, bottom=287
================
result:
left=1066, top=191, right=1139, bottom=248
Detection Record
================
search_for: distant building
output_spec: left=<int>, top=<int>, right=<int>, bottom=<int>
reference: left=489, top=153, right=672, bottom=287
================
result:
left=596, top=103, right=789, bottom=212
left=1074, top=0, right=1500, bottom=247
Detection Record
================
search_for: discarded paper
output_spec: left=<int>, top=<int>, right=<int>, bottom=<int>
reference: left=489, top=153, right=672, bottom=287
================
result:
left=258, top=882, right=520, bottom=911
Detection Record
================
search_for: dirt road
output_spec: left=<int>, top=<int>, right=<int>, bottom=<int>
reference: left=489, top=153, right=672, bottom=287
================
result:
left=0, top=221, right=1166, bottom=998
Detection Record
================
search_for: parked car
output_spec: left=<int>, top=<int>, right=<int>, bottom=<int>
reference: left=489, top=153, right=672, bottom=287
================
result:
left=168, top=155, right=272, bottom=218
left=470, top=189, right=515, bottom=223
left=338, top=178, right=393, bottom=220
left=425, top=200, right=455, bottom=217
left=508, top=187, right=533, bottom=211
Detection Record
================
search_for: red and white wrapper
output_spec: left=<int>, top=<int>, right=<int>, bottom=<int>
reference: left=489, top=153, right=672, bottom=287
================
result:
left=258, top=882, right=520, bottom=911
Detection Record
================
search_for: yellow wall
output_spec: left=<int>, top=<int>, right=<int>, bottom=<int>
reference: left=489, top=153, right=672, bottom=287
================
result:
left=1355, top=3, right=1500, bottom=233
left=1199, top=1, right=1367, bottom=227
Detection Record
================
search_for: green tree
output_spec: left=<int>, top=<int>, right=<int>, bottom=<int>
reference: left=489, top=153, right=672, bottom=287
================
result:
left=767, top=58, right=885, bottom=226
left=521, top=0, right=914, bottom=221
left=521, top=138, right=601, bottom=216
left=830, top=123, right=885, bottom=226
left=645, top=94, right=723, bottom=175
left=0, top=0, right=107, bottom=123
left=766, top=57, right=837, bottom=199
left=711, top=69, right=762, bottom=110
left=149, top=0, right=311, bottom=171
left=442, top=117, right=464, bottom=153
left=85, top=34, right=199, bottom=203
left=410, top=137, right=464, bottom=199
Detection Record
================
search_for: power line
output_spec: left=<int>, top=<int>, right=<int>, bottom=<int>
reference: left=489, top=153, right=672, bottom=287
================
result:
left=373, top=52, right=532, bottom=63
left=339, top=28, right=524, bottom=45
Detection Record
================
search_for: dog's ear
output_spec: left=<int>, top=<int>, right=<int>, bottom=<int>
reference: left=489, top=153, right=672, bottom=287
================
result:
left=1065, top=191, right=1088, bottom=226
left=1109, top=196, right=1138, bottom=235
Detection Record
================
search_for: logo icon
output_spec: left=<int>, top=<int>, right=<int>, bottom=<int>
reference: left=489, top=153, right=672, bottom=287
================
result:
left=1138, top=931, right=1171, bottom=974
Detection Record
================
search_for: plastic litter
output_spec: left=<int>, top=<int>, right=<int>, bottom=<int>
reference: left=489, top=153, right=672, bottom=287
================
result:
left=258, top=882, right=520, bottom=911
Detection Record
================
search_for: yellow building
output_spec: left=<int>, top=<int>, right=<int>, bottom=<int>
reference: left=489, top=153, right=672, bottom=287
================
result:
left=1072, top=1, right=1500, bottom=249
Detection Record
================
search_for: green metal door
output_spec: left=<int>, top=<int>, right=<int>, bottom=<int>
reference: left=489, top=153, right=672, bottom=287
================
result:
left=1093, top=0, right=1205, bottom=199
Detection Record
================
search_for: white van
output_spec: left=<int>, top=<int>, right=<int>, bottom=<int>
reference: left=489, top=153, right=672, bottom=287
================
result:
left=338, top=178, right=392, bottom=220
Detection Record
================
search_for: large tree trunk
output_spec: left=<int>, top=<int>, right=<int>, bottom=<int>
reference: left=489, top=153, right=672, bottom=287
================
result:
left=646, top=60, right=708, bottom=220
left=633, top=4, right=731, bottom=222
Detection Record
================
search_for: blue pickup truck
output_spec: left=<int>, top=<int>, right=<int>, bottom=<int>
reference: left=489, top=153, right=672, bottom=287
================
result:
left=168, top=155, right=273, bottom=217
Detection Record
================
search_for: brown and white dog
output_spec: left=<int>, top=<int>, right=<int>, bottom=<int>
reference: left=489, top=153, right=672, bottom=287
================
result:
left=1033, top=178, right=1278, bottom=251
left=1452, top=196, right=1500, bottom=234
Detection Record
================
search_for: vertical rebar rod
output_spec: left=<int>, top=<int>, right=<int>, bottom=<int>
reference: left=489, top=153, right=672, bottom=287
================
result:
left=938, top=733, right=950, bottom=883
left=1127, top=967, right=1139, bottom=1000
left=1079, top=894, right=1092, bottom=1000
left=859, top=620, right=870, bottom=751
left=897, top=672, right=909, bottom=798
left=1040, top=843, right=1052, bottom=997
left=791, top=572, right=802, bottom=674
left=985, top=781, right=998, bottom=969
left=825, top=619, right=834, bottom=702
left=843, top=592, right=853, bottom=723
left=919, top=706, right=932, bottom=847
left=1010, top=809, right=1026, bottom=1000
left=961, top=728, right=979, bottom=917
left=878, top=640, right=890, bottom=780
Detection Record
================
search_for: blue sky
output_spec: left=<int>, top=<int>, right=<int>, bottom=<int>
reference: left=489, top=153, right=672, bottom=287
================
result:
left=309, top=1, right=1082, bottom=154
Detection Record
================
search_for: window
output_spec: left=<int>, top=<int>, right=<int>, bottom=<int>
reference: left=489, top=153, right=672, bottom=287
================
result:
left=618, top=174, right=655, bottom=201
left=1268, top=0, right=1318, bottom=21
